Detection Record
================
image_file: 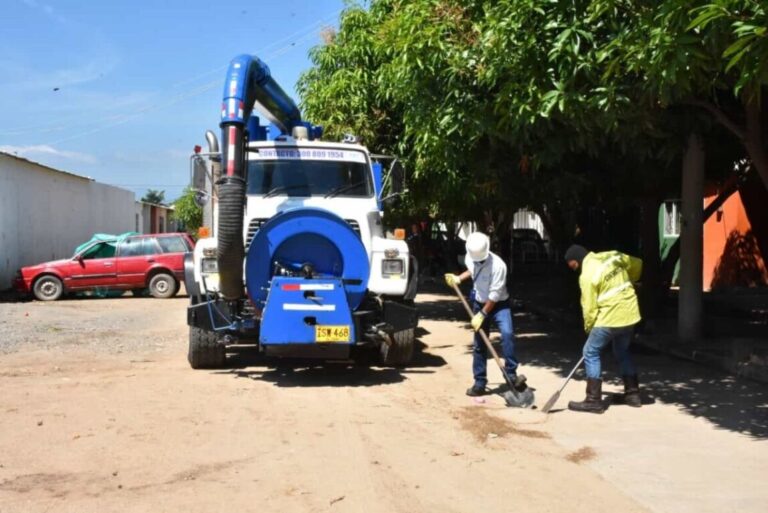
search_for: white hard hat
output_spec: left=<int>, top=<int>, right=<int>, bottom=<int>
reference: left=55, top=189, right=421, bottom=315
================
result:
left=465, top=232, right=490, bottom=262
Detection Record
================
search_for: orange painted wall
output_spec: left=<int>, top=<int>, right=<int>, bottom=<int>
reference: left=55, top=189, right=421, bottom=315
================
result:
left=703, top=189, right=768, bottom=290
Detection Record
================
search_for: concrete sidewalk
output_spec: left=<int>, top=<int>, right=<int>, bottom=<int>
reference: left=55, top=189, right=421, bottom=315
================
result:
left=418, top=288, right=768, bottom=513
left=510, top=305, right=768, bottom=513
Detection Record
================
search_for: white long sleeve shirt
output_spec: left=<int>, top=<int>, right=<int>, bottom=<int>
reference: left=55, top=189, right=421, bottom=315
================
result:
left=465, top=251, right=509, bottom=303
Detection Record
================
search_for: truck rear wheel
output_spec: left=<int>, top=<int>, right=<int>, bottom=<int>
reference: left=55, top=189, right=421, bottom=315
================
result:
left=380, top=328, right=415, bottom=367
left=188, top=327, right=226, bottom=369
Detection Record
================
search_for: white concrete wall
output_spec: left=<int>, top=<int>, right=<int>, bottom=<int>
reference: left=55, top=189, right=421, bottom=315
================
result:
left=0, top=154, right=135, bottom=289
left=513, top=209, right=546, bottom=238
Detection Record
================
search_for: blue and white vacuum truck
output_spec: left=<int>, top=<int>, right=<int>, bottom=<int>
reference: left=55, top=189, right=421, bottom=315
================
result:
left=184, top=55, right=418, bottom=369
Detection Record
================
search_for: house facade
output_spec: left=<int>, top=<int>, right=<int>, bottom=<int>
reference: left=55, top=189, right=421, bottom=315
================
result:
left=0, top=152, right=136, bottom=289
left=134, top=201, right=177, bottom=234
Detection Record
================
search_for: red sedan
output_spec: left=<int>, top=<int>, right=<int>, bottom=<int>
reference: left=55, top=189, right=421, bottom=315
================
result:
left=14, top=233, right=195, bottom=301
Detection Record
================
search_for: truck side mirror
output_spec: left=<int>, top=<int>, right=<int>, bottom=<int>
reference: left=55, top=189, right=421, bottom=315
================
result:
left=191, top=155, right=208, bottom=191
left=193, top=190, right=209, bottom=207
left=389, top=160, right=406, bottom=195
left=381, top=194, right=402, bottom=208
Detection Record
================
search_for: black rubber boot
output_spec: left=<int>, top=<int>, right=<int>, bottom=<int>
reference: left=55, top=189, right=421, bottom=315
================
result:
left=505, top=374, right=527, bottom=392
left=623, top=375, right=642, bottom=408
left=466, top=384, right=486, bottom=397
left=568, top=378, right=605, bottom=414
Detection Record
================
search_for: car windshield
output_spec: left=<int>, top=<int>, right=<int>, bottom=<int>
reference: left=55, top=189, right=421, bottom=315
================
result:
left=247, top=157, right=373, bottom=198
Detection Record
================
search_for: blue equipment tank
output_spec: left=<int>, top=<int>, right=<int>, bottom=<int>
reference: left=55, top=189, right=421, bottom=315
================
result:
left=246, top=208, right=370, bottom=345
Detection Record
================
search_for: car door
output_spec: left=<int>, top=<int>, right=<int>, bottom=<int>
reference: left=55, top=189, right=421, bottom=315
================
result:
left=65, top=242, right=118, bottom=290
left=155, top=235, right=190, bottom=278
left=115, top=237, right=161, bottom=287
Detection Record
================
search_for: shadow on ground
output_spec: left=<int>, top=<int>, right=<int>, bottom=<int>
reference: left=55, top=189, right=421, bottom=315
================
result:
left=214, top=338, right=447, bottom=388
left=424, top=285, right=768, bottom=439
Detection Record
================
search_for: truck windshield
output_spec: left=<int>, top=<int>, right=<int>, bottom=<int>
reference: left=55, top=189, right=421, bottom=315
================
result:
left=247, top=159, right=373, bottom=198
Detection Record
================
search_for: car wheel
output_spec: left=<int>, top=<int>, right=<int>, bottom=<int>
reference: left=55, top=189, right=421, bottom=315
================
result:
left=148, top=273, right=177, bottom=299
left=33, top=275, right=63, bottom=301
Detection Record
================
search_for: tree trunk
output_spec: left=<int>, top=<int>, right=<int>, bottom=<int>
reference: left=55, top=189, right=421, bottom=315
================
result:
left=743, top=94, right=768, bottom=192
left=678, top=133, right=705, bottom=343
left=639, top=195, right=662, bottom=322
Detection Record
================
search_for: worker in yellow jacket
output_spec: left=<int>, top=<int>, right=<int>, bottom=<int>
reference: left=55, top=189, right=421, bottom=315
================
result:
left=564, top=245, right=643, bottom=413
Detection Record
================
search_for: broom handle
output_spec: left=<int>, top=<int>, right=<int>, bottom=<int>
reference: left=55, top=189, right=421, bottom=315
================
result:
left=558, top=355, right=585, bottom=394
left=451, top=282, right=515, bottom=389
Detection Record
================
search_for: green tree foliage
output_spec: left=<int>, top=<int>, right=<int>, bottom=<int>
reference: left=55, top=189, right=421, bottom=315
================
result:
left=299, top=1, right=767, bottom=246
left=141, top=189, right=166, bottom=205
left=172, top=187, right=203, bottom=235
left=593, top=0, right=768, bottom=190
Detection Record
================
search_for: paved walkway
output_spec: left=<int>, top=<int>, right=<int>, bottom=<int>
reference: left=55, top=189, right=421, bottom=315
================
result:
left=419, top=287, right=768, bottom=513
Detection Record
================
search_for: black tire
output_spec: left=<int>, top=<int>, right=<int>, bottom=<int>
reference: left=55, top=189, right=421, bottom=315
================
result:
left=148, top=273, right=177, bottom=299
left=380, top=328, right=415, bottom=367
left=188, top=327, right=226, bottom=369
left=32, top=275, right=63, bottom=301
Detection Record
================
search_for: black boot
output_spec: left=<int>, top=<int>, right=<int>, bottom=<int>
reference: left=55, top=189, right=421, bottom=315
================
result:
left=511, top=374, right=527, bottom=392
left=622, top=375, right=641, bottom=407
left=568, top=378, right=605, bottom=414
left=466, top=384, right=487, bottom=397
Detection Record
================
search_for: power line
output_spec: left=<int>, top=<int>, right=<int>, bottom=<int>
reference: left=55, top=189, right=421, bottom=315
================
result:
left=0, top=8, right=343, bottom=140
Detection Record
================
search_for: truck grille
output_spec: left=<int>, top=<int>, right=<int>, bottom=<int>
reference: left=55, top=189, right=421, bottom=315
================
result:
left=345, top=219, right=361, bottom=237
left=245, top=217, right=361, bottom=250
left=245, top=218, right=268, bottom=250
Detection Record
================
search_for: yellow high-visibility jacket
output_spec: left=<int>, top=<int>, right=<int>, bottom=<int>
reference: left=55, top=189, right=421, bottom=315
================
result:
left=579, top=251, right=642, bottom=333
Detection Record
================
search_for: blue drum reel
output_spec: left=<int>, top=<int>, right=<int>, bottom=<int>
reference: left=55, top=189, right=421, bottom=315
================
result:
left=245, top=208, right=370, bottom=345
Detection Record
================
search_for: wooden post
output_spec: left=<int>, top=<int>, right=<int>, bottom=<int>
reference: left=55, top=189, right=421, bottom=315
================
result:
left=678, top=134, right=704, bottom=343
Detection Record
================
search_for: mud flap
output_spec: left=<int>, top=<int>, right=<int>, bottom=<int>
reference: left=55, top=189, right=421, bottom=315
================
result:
left=382, top=299, right=418, bottom=332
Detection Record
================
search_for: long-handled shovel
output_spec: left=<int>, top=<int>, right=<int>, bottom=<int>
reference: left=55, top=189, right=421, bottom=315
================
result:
left=541, top=356, right=585, bottom=413
left=450, top=282, right=534, bottom=408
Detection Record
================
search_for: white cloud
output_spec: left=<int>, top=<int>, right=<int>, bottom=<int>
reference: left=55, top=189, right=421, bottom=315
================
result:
left=0, top=145, right=98, bottom=165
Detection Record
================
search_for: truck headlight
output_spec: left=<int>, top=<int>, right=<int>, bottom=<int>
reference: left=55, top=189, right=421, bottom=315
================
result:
left=382, top=259, right=404, bottom=276
left=202, top=258, right=218, bottom=273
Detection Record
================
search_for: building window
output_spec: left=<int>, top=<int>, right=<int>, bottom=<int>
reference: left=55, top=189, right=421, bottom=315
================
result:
left=135, top=213, right=140, bottom=233
left=159, top=216, right=165, bottom=233
left=663, top=201, right=681, bottom=237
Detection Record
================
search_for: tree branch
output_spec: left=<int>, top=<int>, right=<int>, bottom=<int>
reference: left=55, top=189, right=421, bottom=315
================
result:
left=683, top=99, right=747, bottom=141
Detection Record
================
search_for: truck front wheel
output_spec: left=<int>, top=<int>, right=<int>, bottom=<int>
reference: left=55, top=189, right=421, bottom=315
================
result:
left=188, top=327, right=226, bottom=369
left=380, top=328, right=415, bottom=367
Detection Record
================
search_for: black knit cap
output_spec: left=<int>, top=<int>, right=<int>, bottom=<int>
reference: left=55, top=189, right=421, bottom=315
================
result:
left=564, top=244, right=588, bottom=266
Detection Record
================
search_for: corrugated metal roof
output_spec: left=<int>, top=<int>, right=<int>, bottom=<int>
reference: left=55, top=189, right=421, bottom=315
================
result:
left=0, top=150, right=94, bottom=181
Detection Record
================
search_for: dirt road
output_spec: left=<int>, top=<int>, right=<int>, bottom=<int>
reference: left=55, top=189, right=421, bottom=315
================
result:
left=0, top=292, right=765, bottom=513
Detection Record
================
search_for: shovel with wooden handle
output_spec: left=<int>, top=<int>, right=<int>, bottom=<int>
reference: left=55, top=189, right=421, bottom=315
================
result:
left=450, top=282, right=534, bottom=408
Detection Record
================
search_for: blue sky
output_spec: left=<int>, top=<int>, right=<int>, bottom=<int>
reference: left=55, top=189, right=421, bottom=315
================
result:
left=0, top=0, right=348, bottom=201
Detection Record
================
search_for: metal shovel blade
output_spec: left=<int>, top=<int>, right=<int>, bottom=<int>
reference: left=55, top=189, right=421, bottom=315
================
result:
left=502, top=387, right=535, bottom=408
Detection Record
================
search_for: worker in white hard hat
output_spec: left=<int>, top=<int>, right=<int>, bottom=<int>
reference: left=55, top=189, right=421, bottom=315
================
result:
left=445, top=232, right=526, bottom=397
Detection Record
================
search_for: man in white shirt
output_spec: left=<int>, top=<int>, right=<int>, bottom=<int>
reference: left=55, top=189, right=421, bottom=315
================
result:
left=445, top=232, right=525, bottom=396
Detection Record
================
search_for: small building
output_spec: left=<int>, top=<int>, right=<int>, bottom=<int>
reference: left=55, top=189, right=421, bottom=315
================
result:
left=0, top=152, right=137, bottom=289
left=660, top=175, right=768, bottom=291
left=135, top=201, right=177, bottom=234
